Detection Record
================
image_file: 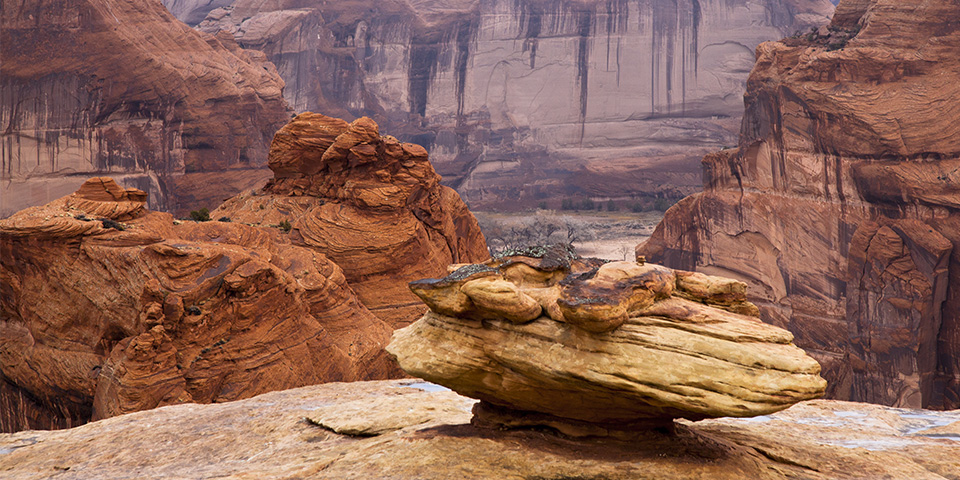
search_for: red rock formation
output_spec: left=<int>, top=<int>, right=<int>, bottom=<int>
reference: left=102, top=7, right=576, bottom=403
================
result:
left=639, top=0, right=960, bottom=409
left=0, top=0, right=291, bottom=218
left=0, top=178, right=399, bottom=433
left=214, top=113, right=489, bottom=327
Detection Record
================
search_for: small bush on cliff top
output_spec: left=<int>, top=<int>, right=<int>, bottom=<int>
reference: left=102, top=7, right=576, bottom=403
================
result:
left=279, top=219, right=292, bottom=233
left=190, top=208, right=210, bottom=222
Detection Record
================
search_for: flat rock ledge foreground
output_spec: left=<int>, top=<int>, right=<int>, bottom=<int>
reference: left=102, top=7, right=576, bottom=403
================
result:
left=1, top=380, right=958, bottom=479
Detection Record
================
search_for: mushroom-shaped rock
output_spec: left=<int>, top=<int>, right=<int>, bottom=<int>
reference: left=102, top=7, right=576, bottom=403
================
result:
left=388, top=247, right=827, bottom=437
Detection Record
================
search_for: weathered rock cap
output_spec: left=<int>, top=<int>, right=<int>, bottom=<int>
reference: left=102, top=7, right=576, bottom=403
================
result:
left=1, top=177, right=148, bottom=238
left=391, top=247, right=828, bottom=436
left=262, top=112, right=438, bottom=209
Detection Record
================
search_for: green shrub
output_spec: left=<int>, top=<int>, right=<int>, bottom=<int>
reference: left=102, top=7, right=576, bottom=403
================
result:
left=279, top=219, right=292, bottom=233
left=189, top=208, right=210, bottom=222
left=654, top=198, right=676, bottom=212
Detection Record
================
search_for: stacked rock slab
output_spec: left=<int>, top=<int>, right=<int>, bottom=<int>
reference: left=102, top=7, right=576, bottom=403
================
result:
left=638, top=0, right=960, bottom=409
left=214, top=112, right=489, bottom=327
left=387, top=245, right=827, bottom=437
left=0, top=178, right=399, bottom=433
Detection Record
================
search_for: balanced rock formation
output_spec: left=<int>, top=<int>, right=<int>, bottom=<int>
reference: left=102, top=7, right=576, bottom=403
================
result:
left=388, top=245, right=826, bottom=437
left=4, top=380, right=955, bottom=479
left=0, top=178, right=399, bottom=433
left=639, top=0, right=960, bottom=409
left=190, top=0, right=835, bottom=210
left=213, top=112, right=489, bottom=327
left=0, top=0, right=291, bottom=218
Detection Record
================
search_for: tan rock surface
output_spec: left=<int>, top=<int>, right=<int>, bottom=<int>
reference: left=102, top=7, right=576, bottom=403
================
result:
left=0, top=178, right=399, bottom=433
left=390, top=247, right=826, bottom=432
left=214, top=113, right=489, bottom=327
left=0, top=0, right=291, bottom=217
left=639, top=0, right=960, bottom=410
left=1, top=380, right=957, bottom=479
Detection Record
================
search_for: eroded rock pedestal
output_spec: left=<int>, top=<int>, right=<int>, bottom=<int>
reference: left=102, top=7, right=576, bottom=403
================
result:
left=214, top=112, right=489, bottom=327
left=639, top=0, right=960, bottom=409
left=0, top=178, right=399, bottom=433
left=387, top=245, right=827, bottom=437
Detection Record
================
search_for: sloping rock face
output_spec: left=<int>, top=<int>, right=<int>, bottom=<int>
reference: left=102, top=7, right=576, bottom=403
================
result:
left=188, top=0, right=834, bottom=210
left=213, top=113, right=489, bottom=327
left=0, top=178, right=399, bottom=433
left=639, top=0, right=960, bottom=410
left=0, top=0, right=291, bottom=218
left=388, top=246, right=826, bottom=437
left=1, top=380, right=958, bottom=479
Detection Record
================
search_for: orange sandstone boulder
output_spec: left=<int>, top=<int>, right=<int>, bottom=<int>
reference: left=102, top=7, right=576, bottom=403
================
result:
left=214, top=113, right=489, bottom=327
left=0, top=178, right=399, bottom=433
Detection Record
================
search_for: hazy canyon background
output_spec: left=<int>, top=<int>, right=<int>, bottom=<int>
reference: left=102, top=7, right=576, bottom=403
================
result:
left=2, top=0, right=835, bottom=216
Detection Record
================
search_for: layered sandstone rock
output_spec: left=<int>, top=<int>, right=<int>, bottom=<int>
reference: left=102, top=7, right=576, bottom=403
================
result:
left=640, top=0, right=960, bottom=409
left=0, top=178, right=398, bottom=433
left=388, top=246, right=826, bottom=436
left=2, top=380, right=956, bottom=479
left=0, top=0, right=291, bottom=218
left=189, top=0, right=834, bottom=209
left=213, top=112, right=489, bottom=327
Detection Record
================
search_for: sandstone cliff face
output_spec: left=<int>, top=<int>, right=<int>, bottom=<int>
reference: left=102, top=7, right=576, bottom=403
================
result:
left=188, top=0, right=834, bottom=209
left=1, top=380, right=958, bottom=479
left=213, top=112, right=489, bottom=327
left=0, top=178, right=399, bottom=433
left=640, top=0, right=960, bottom=409
left=0, top=0, right=291, bottom=218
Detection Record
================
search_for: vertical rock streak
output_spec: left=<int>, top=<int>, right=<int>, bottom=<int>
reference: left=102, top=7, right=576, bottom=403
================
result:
left=576, top=8, right=592, bottom=146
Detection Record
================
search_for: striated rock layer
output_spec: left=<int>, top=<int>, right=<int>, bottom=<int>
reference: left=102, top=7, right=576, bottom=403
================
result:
left=0, top=178, right=399, bottom=433
left=640, top=0, right=960, bottom=409
left=388, top=245, right=826, bottom=436
left=1, top=380, right=958, bottom=479
left=189, top=0, right=835, bottom=209
left=0, top=0, right=291, bottom=218
left=214, top=112, right=489, bottom=327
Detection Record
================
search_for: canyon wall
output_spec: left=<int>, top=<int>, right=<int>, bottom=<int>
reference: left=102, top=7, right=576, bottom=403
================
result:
left=639, top=0, right=960, bottom=409
left=0, top=0, right=291, bottom=218
left=188, top=0, right=834, bottom=209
